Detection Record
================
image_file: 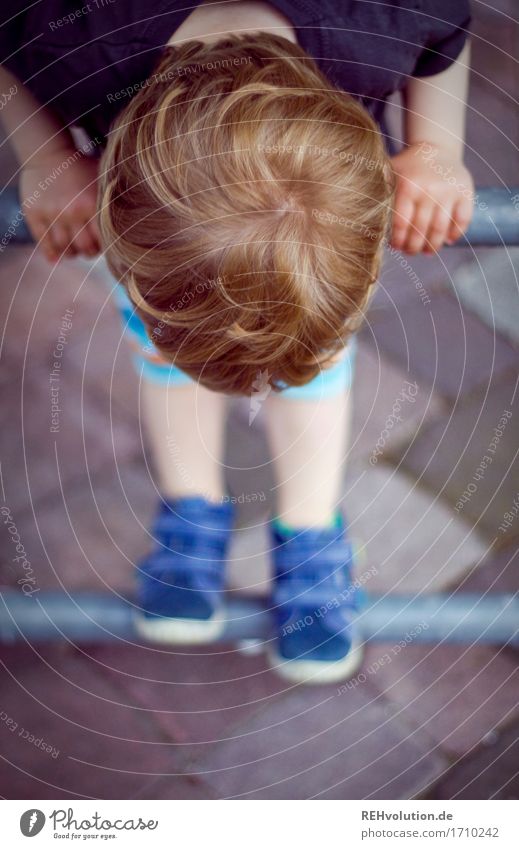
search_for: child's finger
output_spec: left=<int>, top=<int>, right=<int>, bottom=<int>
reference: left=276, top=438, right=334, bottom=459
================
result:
left=404, top=199, right=434, bottom=254
left=446, top=195, right=474, bottom=244
left=391, top=191, right=415, bottom=249
left=70, top=217, right=99, bottom=257
left=27, top=216, right=61, bottom=262
left=87, top=217, right=102, bottom=254
left=425, top=204, right=453, bottom=253
left=49, top=222, right=77, bottom=258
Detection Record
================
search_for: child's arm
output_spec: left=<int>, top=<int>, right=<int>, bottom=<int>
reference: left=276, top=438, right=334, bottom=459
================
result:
left=0, top=65, right=100, bottom=260
left=390, top=42, right=474, bottom=255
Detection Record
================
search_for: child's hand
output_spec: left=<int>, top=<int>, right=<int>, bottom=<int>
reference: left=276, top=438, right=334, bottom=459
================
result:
left=19, top=151, right=101, bottom=261
left=390, top=141, right=474, bottom=255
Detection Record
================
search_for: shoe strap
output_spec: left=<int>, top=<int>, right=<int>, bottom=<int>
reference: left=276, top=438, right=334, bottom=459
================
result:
left=141, top=549, right=224, bottom=579
left=274, top=541, right=354, bottom=582
left=153, top=498, right=233, bottom=555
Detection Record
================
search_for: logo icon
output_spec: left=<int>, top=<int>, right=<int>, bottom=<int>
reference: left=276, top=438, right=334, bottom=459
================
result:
left=20, top=810, right=46, bottom=837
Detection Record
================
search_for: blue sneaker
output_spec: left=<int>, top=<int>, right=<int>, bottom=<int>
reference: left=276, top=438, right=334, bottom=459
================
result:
left=269, top=515, right=364, bottom=683
left=134, top=496, right=234, bottom=644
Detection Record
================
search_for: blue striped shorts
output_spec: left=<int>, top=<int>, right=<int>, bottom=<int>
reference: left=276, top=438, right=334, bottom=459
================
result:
left=113, top=283, right=356, bottom=399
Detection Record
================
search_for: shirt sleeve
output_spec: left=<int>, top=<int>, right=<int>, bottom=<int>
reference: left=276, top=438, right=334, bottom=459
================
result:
left=413, top=0, right=471, bottom=78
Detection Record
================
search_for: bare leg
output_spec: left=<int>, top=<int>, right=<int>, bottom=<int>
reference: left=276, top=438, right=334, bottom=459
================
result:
left=264, top=390, right=352, bottom=528
left=139, top=380, right=227, bottom=503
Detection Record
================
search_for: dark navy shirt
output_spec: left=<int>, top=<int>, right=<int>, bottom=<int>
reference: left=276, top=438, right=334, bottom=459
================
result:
left=1, top=1, right=471, bottom=143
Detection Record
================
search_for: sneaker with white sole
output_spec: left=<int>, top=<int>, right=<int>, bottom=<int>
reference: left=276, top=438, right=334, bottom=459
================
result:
left=269, top=515, right=364, bottom=684
left=134, top=496, right=234, bottom=644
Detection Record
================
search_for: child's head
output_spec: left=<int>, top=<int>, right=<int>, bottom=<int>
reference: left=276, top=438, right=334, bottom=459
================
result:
left=99, top=33, right=393, bottom=394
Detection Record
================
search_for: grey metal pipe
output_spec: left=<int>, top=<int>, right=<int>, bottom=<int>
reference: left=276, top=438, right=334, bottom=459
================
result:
left=1, top=185, right=519, bottom=247
left=462, top=187, right=519, bottom=246
left=1, top=590, right=518, bottom=646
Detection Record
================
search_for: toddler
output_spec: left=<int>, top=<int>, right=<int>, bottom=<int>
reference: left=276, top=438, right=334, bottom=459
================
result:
left=0, top=0, right=473, bottom=682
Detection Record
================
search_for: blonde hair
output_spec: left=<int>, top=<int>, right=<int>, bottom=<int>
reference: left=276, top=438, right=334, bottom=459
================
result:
left=99, top=33, right=393, bottom=394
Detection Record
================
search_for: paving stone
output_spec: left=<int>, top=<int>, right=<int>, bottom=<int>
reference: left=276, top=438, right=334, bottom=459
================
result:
left=136, top=773, right=219, bottom=799
left=465, top=6, right=519, bottom=188
left=227, top=523, right=271, bottom=596
left=0, top=358, right=140, bottom=516
left=65, top=257, right=142, bottom=419
left=451, top=4, right=517, bottom=188
left=449, top=249, right=519, bottom=348
left=0, top=758, right=208, bottom=801
left=189, top=682, right=446, bottom=799
left=342, top=463, right=487, bottom=595
left=370, top=246, right=469, bottom=312
left=0, top=645, right=186, bottom=799
left=88, top=642, right=285, bottom=752
left=458, top=542, right=519, bottom=595
left=0, top=247, right=140, bottom=420
left=362, top=290, right=519, bottom=401
left=470, top=15, right=518, bottom=103
left=367, top=642, right=519, bottom=758
left=465, top=78, right=519, bottom=188
left=0, top=461, right=155, bottom=593
left=224, top=402, right=275, bottom=526
left=350, top=340, right=446, bottom=464
left=425, top=723, right=519, bottom=800
left=0, top=254, right=141, bottom=518
left=392, top=378, right=519, bottom=540
left=0, top=249, right=104, bottom=367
